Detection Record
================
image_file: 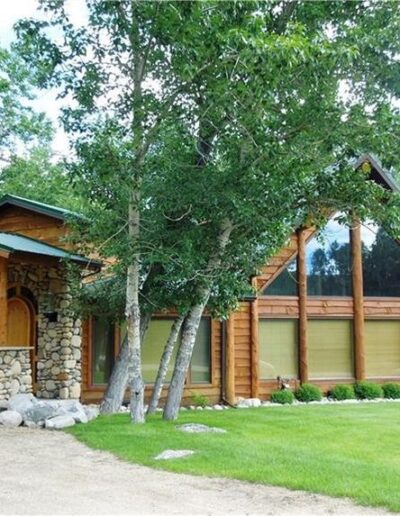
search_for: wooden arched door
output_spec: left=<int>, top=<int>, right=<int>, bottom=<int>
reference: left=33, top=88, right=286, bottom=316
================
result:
left=7, top=297, right=32, bottom=347
left=7, top=294, right=37, bottom=392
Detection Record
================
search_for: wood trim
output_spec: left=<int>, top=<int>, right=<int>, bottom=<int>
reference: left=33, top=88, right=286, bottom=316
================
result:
left=297, top=228, right=308, bottom=383
left=0, top=257, right=8, bottom=346
left=351, top=219, right=366, bottom=380
left=225, top=313, right=236, bottom=404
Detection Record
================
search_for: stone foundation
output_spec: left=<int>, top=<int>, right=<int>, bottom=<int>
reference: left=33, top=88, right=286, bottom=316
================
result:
left=0, top=263, right=83, bottom=401
left=0, top=349, right=32, bottom=399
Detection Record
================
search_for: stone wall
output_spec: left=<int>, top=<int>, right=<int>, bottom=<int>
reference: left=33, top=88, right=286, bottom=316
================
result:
left=0, top=349, right=32, bottom=399
left=4, top=263, right=82, bottom=400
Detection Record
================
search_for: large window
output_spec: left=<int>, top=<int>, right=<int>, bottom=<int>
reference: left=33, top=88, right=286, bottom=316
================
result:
left=361, top=222, right=400, bottom=297
left=307, top=217, right=352, bottom=296
left=92, top=316, right=115, bottom=385
left=259, top=319, right=298, bottom=379
left=263, top=259, right=298, bottom=296
left=365, top=320, right=400, bottom=377
left=91, top=316, right=211, bottom=386
left=308, top=320, right=353, bottom=379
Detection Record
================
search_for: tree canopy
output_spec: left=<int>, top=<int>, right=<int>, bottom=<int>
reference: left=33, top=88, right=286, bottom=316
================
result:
left=14, top=0, right=400, bottom=420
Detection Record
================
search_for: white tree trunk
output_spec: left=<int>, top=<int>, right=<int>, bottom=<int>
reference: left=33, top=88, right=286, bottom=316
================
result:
left=147, top=313, right=185, bottom=415
left=163, top=219, right=233, bottom=420
left=100, top=312, right=151, bottom=415
left=127, top=190, right=145, bottom=423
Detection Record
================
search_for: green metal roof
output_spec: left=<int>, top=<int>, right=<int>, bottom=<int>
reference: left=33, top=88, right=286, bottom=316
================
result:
left=0, top=232, right=101, bottom=269
left=0, top=194, right=84, bottom=221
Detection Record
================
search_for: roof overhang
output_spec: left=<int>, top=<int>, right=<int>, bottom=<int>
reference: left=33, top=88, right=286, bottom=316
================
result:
left=0, top=194, right=85, bottom=222
left=0, top=232, right=101, bottom=271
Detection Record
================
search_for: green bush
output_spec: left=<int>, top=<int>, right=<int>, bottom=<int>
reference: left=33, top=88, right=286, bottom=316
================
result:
left=191, top=392, right=209, bottom=408
left=330, top=384, right=355, bottom=401
left=382, top=383, right=400, bottom=399
left=270, top=390, right=294, bottom=404
left=354, top=381, right=383, bottom=400
left=295, top=383, right=322, bottom=402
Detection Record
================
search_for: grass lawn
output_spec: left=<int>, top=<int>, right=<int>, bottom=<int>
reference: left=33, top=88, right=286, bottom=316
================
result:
left=68, top=403, right=400, bottom=512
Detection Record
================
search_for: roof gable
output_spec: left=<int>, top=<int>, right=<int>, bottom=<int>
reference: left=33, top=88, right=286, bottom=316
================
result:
left=256, top=154, right=399, bottom=292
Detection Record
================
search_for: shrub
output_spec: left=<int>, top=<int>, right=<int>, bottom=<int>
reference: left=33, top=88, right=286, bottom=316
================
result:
left=295, top=383, right=322, bottom=402
left=191, top=392, right=209, bottom=408
left=354, top=381, right=383, bottom=400
left=270, top=390, right=294, bottom=405
left=330, top=384, right=355, bottom=401
left=382, top=383, right=400, bottom=399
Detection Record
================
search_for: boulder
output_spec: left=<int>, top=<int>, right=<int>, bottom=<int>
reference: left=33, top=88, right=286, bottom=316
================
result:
left=24, top=402, right=58, bottom=425
left=177, top=423, right=226, bottom=434
left=8, top=393, right=38, bottom=417
left=84, top=405, right=99, bottom=422
left=0, top=410, right=23, bottom=427
left=57, top=400, right=88, bottom=423
left=45, top=415, right=75, bottom=430
left=154, top=449, right=194, bottom=460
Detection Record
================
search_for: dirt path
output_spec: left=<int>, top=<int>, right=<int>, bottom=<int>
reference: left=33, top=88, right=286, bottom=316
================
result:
left=0, top=427, right=388, bottom=516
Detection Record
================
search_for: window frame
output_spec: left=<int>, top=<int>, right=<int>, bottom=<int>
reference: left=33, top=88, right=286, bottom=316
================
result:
left=88, top=314, right=214, bottom=389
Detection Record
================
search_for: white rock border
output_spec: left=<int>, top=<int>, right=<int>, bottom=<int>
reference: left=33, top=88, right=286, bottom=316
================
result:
left=178, top=396, right=400, bottom=411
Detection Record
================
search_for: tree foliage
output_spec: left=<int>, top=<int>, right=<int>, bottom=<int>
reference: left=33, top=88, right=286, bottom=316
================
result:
left=14, top=0, right=400, bottom=420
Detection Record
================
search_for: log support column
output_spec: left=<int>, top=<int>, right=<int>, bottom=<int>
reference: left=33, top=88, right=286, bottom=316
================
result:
left=297, top=228, right=308, bottom=383
left=0, top=257, right=8, bottom=346
left=250, top=289, right=259, bottom=398
left=225, top=313, right=236, bottom=405
left=351, top=218, right=366, bottom=380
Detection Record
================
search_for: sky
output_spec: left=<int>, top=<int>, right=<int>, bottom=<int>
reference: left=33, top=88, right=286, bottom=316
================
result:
left=0, top=0, right=88, bottom=158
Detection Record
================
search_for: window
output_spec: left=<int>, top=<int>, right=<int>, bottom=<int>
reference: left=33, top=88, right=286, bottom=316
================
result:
left=365, top=320, right=400, bottom=377
left=115, top=317, right=211, bottom=385
left=259, top=319, right=298, bottom=379
left=142, top=317, right=211, bottom=384
left=142, top=319, right=178, bottom=383
left=307, top=216, right=352, bottom=296
left=91, top=316, right=115, bottom=385
left=190, top=319, right=211, bottom=383
left=361, top=222, right=400, bottom=297
left=308, top=320, right=353, bottom=379
left=263, top=258, right=298, bottom=296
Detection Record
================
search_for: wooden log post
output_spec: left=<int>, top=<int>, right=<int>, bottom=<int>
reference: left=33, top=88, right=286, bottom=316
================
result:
left=225, top=313, right=236, bottom=405
left=0, top=257, right=8, bottom=346
left=351, top=218, right=366, bottom=381
left=297, top=228, right=308, bottom=383
left=250, top=290, right=259, bottom=398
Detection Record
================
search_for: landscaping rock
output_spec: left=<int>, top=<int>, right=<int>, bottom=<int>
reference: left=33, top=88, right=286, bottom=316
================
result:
left=0, top=410, right=23, bottom=427
left=45, top=415, right=76, bottom=430
left=24, top=402, right=58, bottom=424
left=177, top=423, right=226, bottom=434
left=237, top=398, right=261, bottom=408
left=84, top=405, right=99, bottom=422
left=0, top=399, right=9, bottom=411
left=154, top=449, right=194, bottom=460
left=8, top=393, right=38, bottom=417
left=212, top=404, right=224, bottom=410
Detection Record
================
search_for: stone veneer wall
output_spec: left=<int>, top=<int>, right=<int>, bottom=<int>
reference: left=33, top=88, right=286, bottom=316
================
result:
left=6, top=263, right=82, bottom=400
left=0, top=349, right=32, bottom=399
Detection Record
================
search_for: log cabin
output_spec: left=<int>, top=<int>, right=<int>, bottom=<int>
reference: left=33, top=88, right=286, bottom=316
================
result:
left=0, top=153, right=399, bottom=405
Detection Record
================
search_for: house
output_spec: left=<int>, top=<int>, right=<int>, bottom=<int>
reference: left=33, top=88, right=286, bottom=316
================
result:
left=0, top=154, right=399, bottom=405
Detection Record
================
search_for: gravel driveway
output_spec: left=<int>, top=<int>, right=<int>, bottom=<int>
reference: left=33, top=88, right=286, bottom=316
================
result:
left=0, top=427, right=388, bottom=515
